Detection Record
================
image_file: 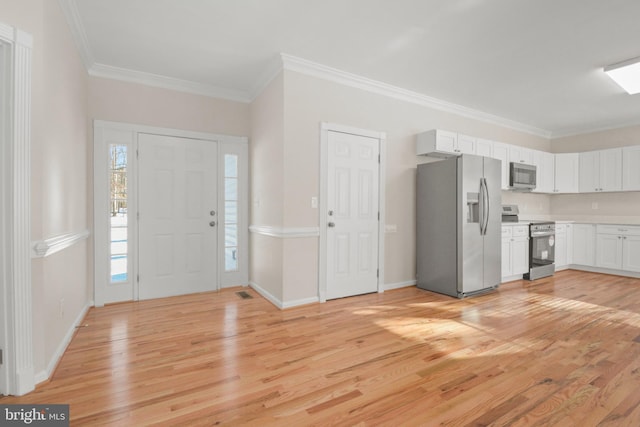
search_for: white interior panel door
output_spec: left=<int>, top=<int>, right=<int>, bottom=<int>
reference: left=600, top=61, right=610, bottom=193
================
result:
left=326, top=131, right=380, bottom=300
left=138, top=133, right=218, bottom=300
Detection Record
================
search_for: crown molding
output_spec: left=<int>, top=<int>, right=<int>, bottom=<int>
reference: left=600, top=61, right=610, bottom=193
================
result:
left=549, top=117, right=640, bottom=139
left=249, top=55, right=285, bottom=101
left=0, top=22, right=13, bottom=41
left=280, top=54, right=552, bottom=139
left=57, top=0, right=94, bottom=69
left=89, top=63, right=252, bottom=102
left=58, top=0, right=251, bottom=102
left=52, top=0, right=560, bottom=138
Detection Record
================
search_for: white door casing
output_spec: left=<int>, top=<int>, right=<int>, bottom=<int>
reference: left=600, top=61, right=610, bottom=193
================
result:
left=138, top=134, right=218, bottom=300
left=0, top=23, right=34, bottom=396
left=94, top=121, right=249, bottom=307
left=319, top=123, right=386, bottom=302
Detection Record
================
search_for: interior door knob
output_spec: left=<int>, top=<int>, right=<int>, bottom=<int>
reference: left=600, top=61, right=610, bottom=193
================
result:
left=209, top=221, right=216, bottom=227
left=328, top=222, right=335, bottom=228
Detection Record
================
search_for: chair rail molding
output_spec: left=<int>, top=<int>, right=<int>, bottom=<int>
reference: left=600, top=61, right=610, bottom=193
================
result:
left=249, top=225, right=320, bottom=238
left=32, top=230, right=91, bottom=258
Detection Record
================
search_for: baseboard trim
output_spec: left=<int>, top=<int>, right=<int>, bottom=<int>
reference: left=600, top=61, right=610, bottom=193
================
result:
left=35, top=300, right=93, bottom=385
left=281, top=296, right=320, bottom=309
left=383, top=280, right=416, bottom=291
left=250, top=279, right=416, bottom=309
left=501, top=274, right=524, bottom=283
left=249, top=281, right=283, bottom=309
left=567, top=265, right=640, bottom=279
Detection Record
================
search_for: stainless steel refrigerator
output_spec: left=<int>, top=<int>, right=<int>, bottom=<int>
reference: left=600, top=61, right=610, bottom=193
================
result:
left=416, top=154, right=502, bottom=298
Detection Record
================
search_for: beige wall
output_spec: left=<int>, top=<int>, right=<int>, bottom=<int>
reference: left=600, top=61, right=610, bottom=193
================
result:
left=88, top=77, right=250, bottom=137
left=250, top=69, right=550, bottom=305
left=550, top=125, right=640, bottom=219
left=248, top=74, right=285, bottom=227
left=1, top=0, right=91, bottom=376
left=249, top=74, right=285, bottom=301
left=551, top=125, right=640, bottom=153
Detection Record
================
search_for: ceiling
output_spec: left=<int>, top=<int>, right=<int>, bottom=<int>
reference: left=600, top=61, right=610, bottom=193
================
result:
left=63, top=0, right=640, bottom=138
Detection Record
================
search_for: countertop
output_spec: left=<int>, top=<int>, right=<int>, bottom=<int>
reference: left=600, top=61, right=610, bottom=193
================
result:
left=501, top=216, right=640, bottom=226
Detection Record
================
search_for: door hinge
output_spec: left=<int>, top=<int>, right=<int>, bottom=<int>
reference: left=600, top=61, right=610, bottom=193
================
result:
left=378, top=154, right=381, bottom=163
left=137, top=212, right=140, bottom=221
left=378, top=212, right=380, bottom=221
left=137, top=274, right=140, bottom=283
left=0, top=348, right=3, bottom=365
left=136, top=149, right=139, bottom=159
left=377, top=269, right=379, bottom=278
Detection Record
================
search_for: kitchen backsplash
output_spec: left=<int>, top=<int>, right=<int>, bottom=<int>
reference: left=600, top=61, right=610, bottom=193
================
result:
left=501, top=190, right=640, bottom=223
left=501, top=191, right=551, bottom=216
left=551, top=192, right=640, bottom=217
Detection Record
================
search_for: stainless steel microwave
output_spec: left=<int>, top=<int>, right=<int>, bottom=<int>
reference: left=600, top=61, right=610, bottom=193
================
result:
left=509, top=162, right=536, bottom=190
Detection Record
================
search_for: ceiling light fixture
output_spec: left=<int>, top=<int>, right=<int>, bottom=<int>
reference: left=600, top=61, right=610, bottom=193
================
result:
left=604, top=57, right=640, bottom=95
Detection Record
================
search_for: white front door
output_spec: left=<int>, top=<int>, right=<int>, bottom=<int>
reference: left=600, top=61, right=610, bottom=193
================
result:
left=138, top=133, right=218, bottom=300
left=326, top=130, right=380, bottom=300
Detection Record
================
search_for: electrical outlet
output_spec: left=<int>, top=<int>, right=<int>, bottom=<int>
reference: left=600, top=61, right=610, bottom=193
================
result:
left=311, top=197, right=318, bottom=209
left=385, top=224, right=398, bottom=233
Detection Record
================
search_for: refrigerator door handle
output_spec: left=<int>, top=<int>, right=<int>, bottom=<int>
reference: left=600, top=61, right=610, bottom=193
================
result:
left=480, top=178, right=489, bottom=236
left=478, top=179, right=485, bottom=235
left=483, top=177, right=490, bottom=235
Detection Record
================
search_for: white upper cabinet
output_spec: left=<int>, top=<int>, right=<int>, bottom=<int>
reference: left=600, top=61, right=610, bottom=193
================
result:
left=554, top=153, right=579, bottom=193
left=456, top=134, right=477, bottom=155
left=579, top=148, right=622, bottom=192
left=476, top=138, right=493, bottom=157
left=509, top=145, right=534, bottom=165
left=416, top=129, right=638, bottom=195
left=623, top=145, right=640, bottom=191
left=532, top=149, right=554, bottom=193
left=416, top=130, right=475, bottom=157
left=492, top=142, right=510, bottom=190
left=578, top=151, right=598, bottom=192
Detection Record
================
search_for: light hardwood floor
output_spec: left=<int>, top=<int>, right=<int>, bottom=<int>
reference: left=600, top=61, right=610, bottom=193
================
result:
left=3, top=270, right=640, bottom=426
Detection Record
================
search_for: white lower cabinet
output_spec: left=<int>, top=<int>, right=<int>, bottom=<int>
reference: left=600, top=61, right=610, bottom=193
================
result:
left=555, top=224, right=567, bottom=268
left=596, top=225, right=640, bottom=272
left=572, top=224, right=596, bottom=266
left=502, top=225, right=529, bottom=280
left=596, top=233, right=623, bottom=269
left=555, top=223, right=573, bottom=269
left=623, top=236, right=640, bottom=272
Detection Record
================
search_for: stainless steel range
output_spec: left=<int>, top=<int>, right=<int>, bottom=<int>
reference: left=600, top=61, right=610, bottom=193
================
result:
left=524, top=221, right=556, bottom=280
